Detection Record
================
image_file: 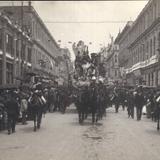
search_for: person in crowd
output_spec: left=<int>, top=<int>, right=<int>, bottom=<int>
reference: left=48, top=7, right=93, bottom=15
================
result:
left=134, top=86, right=145, bottom=121
left=48, top=87, right=55, bottom=112
left=119, top=89, right=126, bottom=111
left=20, top=94, right=28, bottom=125
left=89, top=78, right=98, bottom=123
left=5, top=92, right=19, bottom=135
left=53, top=89, right=60, bottom=112
left=0, top=94, right=5, bottom=130
left=113, top=87, right=120, bottom=113
left=127, top=91, right=134, bottom=119
left=43, top=88, right=49, bottom=112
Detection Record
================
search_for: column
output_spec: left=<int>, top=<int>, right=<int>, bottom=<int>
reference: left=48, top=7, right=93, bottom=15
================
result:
left=25, top=42, right=28, bottom=71
left=18, top=35, right=21, bottom=78
left=158, top=70, right=160, bottom=86
left=13, top=34, right=17, bottom=84
left=155, top=70, right=158, bottom=87
left=2, top=26, right=6, bottom=85
left=157, top=0, right=160, bottom=17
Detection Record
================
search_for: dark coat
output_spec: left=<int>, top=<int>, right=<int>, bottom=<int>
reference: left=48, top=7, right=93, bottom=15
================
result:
left=134, top=93, right=145, bottom=107
left=5, top=97, right=19, bottom=116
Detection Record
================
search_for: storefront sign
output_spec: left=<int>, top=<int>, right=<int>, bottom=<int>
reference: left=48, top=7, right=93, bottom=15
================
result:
left=125, top=54, right=158, bottom=75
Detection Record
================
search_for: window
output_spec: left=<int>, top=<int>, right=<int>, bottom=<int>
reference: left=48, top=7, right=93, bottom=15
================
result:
left=148, top=73, right=150, bottom=86
left=159, top=33, right=160, bottom=49
left=146, top=41, right=149, bottom=59
left=153, top=36, right=156, bottom=55
left=146, top=12, right=149, bottom=28
left=138, top=47, right=140, bottom=62
left=154, top=4, right=156, bottom=20
left=115, top=54, right=117, bottom=63
left=36, top=51, right=39, bottom=65
left=16, top=39, right=19, bottom=58
left=27, top=48, right=32, bottom=63
left=6, top=34, right=13, bottom=56
left=115, top=70, right=117, bottom=77
left=132, top=51, right=135, bottom=65
left=158, top=70, right=160, bottom=86
left=0, top=32, right=2, bottom=50
left=151, top=72, right=154, bottom=86
left=6, top=63, right=13, bottom=84
left=32, top=21, right=34, bottom=35
left=142, top=44, right=145, bottom=61
left=136, top=49, right=138, bottom=63
left=0, top=60, right=2, bottom=85
left=150, top=39, right=152, bottom=57
left=21, top=43, right=26, bottom=61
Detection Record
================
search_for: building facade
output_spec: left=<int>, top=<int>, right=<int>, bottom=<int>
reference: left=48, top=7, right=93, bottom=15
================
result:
left=103, top=42, right=120, bottom=85
left=116, top=0, right=160, bottom=86
left=0, top=12, right=32, bottom=87
left=114, top=21, right=133, bottom=85
left=56, top=48, right=72, bottom=86
left=0, top=5, right=61, bottom=85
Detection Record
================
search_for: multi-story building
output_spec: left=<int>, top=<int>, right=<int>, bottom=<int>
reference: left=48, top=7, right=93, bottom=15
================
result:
left=0, top=12, right=32, bottom=87
left=114, top=21, right=133, bottom=85
left=56, top=48, right=72, bottom=86
left=0, top=5, right=61, bottom=85
left=118, top=0, right=160, bottom=86
left=103, top=41, right=120, bottom=85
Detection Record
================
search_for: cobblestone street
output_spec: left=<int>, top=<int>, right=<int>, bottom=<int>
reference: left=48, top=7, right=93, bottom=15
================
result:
left=0, top=105, right=160, bottom=160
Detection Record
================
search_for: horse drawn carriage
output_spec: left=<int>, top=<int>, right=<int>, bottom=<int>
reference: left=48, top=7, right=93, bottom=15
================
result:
left=72, top=41, right=107, bottom=124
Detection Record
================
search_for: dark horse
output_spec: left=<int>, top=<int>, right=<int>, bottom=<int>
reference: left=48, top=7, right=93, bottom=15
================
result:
left=29, top=93, right=44, bottom=131
left=76, top=87, right=89, bottom=124
left=88, top=83, right=99, bottom=124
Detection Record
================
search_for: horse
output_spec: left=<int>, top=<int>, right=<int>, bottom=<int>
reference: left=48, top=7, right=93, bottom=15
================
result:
left=96, top=90, right=106, bottom=121
left=73, top=89, right=88, bottom=124
left=28, top=92, right=45, bottom=131
left=88, top=84, right=99, bottom=124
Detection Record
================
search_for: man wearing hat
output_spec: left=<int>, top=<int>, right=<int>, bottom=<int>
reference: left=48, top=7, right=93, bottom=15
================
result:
left=134, top=86, right=145, bottom=120
left=5, top=92, right=19, bottom=134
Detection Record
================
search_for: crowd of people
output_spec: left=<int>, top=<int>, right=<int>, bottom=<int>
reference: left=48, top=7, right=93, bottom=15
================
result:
left=0, top=85, right=71, bottom=135
left=72, top=80, right=160, bottom=128
left=0, top=82, right=160, bottom=135
left=110, top=85, right=160, bottom=126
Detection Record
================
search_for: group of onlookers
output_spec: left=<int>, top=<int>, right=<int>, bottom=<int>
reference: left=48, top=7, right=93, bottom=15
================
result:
left=0, top=85, right=71, bottom=135
left=0, top=90, right=25, bottom=134
left=111, top=85, right=160, bottom=122
left=1, top=83, right=160, bottom=134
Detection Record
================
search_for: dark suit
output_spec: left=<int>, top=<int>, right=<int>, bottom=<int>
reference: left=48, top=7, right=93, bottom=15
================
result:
left=5, top=97, right=19, bottom=134
left=135, top=92, right=144, bottom=120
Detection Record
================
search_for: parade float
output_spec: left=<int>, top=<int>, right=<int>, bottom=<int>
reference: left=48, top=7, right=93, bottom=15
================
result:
left=72, top=40, right=106, bottom=88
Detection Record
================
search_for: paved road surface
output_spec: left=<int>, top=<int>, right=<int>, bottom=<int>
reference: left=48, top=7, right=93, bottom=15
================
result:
left=0, top=105, right=160, bottom=160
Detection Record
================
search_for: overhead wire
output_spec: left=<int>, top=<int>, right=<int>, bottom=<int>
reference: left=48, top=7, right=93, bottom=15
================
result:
left=43, top=20, right=129, bottom=24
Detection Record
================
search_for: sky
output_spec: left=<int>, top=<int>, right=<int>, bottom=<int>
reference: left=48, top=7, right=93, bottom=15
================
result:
left=0, top=1, right=149, bottom=60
